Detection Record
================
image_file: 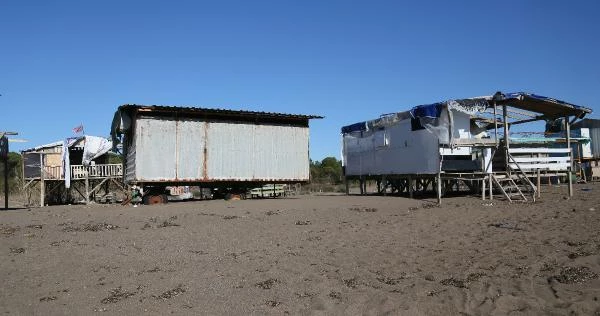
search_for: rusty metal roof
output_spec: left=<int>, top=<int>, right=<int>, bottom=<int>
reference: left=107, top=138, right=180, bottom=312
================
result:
left=119, top=104, right=323, bottom=121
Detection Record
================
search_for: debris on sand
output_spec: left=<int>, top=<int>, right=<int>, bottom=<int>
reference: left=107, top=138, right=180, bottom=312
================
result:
left=343, top=277, right=359, bottom=288
left=61, top=222, right=119, bottom=232
left=255, top=278, right=279, bottom=290
left=265, top=210, right=280, bottom=216
left=349, top=207, right=377, bottom=212
left=26, top=224, right=43, bottom=229
left=377, top=276, right=404, bottom=285
left=487, top=222, right=525, bottom=231
left=222, top=215, right=238, bottom=220
left=39, top=296, right=57, bottom=302
left=153, top=285, right=186, bottom=300
left=142, top=216, right=180, bottom=229
left=0, top=225, right=20, bottom=237
left=265, top=300, right=281, bottom=307
left=295, top=220, right=311, bottom=226
left=553, top=266, right=598, bottom=284
left=440, top=277, right=467, bottom=288
left=540, top=260, right=558, bottom=272
left=157, top=216, right=180, bottom=228
left=328, top=291, right=342, bottom=300
left=568, top=251, right=592, bottom=259
left=466, top=272, right=486, bottom=282
left=426, top=289, right=447, bottom=296
left=10, top=247, right=25, bottom=254
left=421, top=203, right=438, bottom=209
left=189, top=250, right=208, bottom=255
left=100, top=287, right=137, bottom=304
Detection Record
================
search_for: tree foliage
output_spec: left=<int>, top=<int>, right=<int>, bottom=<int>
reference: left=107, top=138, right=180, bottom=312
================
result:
left=0, top=152, right=23, bottom=193
left=310, top=156, right=343, bottom=184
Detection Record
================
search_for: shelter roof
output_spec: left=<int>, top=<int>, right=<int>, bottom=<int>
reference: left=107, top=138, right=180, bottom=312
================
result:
left=118, top=104, right=323, bottom=122
left=493, top=92, right=592, bottom=119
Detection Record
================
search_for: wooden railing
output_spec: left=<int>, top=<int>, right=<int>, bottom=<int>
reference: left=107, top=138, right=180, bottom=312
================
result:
left=71, top=164, right=123, bottom=179
left=36, top=164, right=123, bottom=180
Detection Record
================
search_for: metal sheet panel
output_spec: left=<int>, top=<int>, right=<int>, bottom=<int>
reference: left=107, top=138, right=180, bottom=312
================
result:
left=176, top=118, right=206, bottom=180
left=207, top=122, right=309, bottom=181
left=343, top=118, right=441, bottom=176
left=135, top=117, right=177, bottom=181
left=131, top=116, right=310, bottom=182
left=590, top=127, right=600, bottom=158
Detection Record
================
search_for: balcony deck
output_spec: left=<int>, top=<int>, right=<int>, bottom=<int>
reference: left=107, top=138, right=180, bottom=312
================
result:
left=26, top=164, right=123, bottom=180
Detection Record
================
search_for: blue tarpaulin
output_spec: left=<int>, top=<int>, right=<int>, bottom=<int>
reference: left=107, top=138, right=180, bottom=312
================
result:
left=410, top=102, right=444, bottom=119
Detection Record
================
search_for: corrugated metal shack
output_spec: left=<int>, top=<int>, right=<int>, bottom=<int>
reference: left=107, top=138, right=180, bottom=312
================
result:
left=111, top=104, right=321, bottom=200
left=572, top=118, right=600, bottom=180
left=341, top=91, right=593, bottom=203
left=572, top=118, right=600, bottom=159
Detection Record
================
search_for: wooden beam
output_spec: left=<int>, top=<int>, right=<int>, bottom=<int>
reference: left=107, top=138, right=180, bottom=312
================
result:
left=566, top=116, right=573, bottom=197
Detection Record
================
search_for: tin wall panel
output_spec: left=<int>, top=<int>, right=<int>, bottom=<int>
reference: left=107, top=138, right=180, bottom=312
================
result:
left=176, top=118, right=206, bottom=180
left=590, top=128, right=600, bottom=158
left=207, top=123, right=309, bottom=181
left=135, top=117, right=177, bottom=181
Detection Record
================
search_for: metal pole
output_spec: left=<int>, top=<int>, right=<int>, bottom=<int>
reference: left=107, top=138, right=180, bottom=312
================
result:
left=489, top=174, right=493, bottom=200
left=85, top=168, right=90, bottom=204
left=565, top=116, right=573, bottom=197
left=503, top=105, right=510, bottom=175
left=40, top=153, right=45, bottom=207
left=493, top=101, right=499, bottom=147
left=436, top=172, right=442, bottom=205
left=481, top=176, right=486, bottom=200
left=4, top=156, right=8, bottom=209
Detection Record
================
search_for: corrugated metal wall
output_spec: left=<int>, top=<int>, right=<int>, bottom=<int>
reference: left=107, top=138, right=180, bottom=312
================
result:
left=131, top=116, right=309, bottom=182
left=207, top=122, right=309, bottom=180
left=588, top=127, right=600, bottom=158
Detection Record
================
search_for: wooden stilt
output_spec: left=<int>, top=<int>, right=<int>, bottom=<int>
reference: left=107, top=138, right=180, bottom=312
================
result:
left=40, top=153, right=45, bottom=207
left=436, top=173, right=442, bottom=205
left=565, top=116, right=573, bottom=197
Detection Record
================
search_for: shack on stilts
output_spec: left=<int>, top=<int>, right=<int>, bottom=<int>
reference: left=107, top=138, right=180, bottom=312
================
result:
left=21, top=136, right=125, bottom=206
left=341, top=91, right=592, bottom=203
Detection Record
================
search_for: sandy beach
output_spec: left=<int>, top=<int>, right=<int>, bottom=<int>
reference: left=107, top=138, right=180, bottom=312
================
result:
left=1, top=183, right=599, bottom=315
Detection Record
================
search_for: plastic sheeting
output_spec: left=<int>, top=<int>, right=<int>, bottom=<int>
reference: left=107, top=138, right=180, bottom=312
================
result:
left=62, top=136, right=113, bottom=188
left=82, top=136, right=112, bottom=166
left=62, top=137, right=81, bottom=189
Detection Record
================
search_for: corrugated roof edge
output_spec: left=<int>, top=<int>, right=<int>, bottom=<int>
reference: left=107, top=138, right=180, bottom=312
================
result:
left=119, top=104, right=323, bottom=120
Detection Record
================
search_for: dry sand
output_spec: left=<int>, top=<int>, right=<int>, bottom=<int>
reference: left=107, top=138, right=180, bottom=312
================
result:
left=1, top=183, right=600, bottom=315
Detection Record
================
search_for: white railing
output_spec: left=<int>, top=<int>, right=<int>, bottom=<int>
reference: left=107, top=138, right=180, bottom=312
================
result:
left=507, top=148, right=571, bottom=171
left=71, top=164, right=123, bottom=179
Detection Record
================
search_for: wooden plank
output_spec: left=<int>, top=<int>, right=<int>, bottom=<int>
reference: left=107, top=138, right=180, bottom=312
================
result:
left=512, top=157, right=570, bottom=163
left=509, top=148, right=570, bottom=154
left=509, top=163, right=570, bottom=170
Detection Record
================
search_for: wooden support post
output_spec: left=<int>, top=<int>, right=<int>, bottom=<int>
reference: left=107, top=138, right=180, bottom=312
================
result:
left=537, top=169, right=541, bottom=198
left=565, top=116, right=573, bottom=197
left=85, top=168, right=90, bottom=204
left=493, top=101, right=499, bottom=147
left=345, top=177, right=349, bottom=195
left=503, top=105, right=510, bottom=176
left=489, top=174, right=493, bottom=200
left=482, top=176, right=486, bottom=200
left=39, top=153, right=45, bottom=207
left=3, top=154, right=8, bottom=210
left=382, top=175, right=387, bottom=196
left=408, top=176, right=413, bottom=199
left=436, top=173, right=442, bottom=205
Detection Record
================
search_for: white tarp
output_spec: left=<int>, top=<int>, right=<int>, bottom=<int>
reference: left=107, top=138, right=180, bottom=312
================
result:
left=62, top=136, right=113, bottom=188
left=82, top=136, right=112, bottom=166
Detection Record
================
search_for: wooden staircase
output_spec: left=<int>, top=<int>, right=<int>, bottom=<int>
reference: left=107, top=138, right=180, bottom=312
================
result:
left=491, top=173, right=533, bottom=202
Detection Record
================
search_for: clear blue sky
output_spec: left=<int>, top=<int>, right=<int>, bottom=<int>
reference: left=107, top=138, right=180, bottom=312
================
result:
left=1, top=0, right=599, bottom=160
